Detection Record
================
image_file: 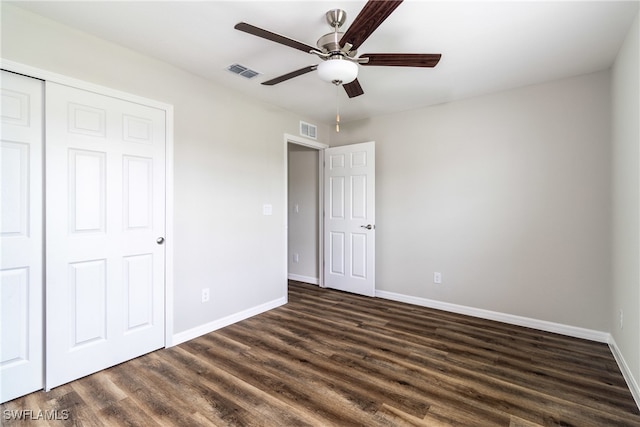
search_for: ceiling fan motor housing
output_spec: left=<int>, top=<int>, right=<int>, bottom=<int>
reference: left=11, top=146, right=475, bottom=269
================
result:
left=318, top=9, right=356, bottom=58
left=317, top=32, right=346, bottom=54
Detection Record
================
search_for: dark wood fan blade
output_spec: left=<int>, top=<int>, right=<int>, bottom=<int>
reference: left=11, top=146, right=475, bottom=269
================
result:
left=339, top=0, right=403, bottom=50
left=343, top=79, right=364, bottom=98
left=235, top=22, right=316, bottom=54
left=262, top=66, right=317, bottom=86
left=360, top=53, right=442, bottom=67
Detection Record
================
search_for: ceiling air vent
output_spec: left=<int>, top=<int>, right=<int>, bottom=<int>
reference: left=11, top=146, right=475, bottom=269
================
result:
left=300, top=121, right=317, bottom=139
left=226, top=63, right=261, bottom=79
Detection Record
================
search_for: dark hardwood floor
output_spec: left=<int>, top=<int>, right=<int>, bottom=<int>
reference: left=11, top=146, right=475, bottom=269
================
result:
left=2, top=281, right=639, bottom=426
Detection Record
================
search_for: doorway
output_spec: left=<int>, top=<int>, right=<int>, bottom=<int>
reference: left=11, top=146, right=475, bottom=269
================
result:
left=284, top=135, right=376, bottom=297
left=288, top=143, right=319, bottom=284
left=285, top=134, right=327, bottom=287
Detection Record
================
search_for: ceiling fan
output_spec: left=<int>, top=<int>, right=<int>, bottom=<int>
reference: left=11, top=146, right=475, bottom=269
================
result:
left=234, top=0, right=442, bottom=99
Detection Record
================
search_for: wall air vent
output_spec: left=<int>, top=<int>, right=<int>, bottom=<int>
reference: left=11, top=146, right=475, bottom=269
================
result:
left=300, top=121, right=317, bottom=139
left=226, top=63, right=261, bottom=79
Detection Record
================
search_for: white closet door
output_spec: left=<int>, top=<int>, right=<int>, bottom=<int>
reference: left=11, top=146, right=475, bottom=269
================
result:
left=0, top=71, right=44, bottom=403
left=45, top=82, right=166, bottom=389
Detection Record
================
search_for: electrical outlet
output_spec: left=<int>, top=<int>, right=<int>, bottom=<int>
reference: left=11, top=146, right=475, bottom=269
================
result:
left=201, top=288, right=210, bottom=303
left=293, top=253, right=299, bottom=263
left=619, top=309, right=624, bottom=330
left=434, top=272, right=442, bottom=284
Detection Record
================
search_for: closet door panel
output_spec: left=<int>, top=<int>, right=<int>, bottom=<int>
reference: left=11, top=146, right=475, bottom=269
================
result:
left=45, top=82, right=166, bottom=390
left=0, top=71, right=44, bottom=403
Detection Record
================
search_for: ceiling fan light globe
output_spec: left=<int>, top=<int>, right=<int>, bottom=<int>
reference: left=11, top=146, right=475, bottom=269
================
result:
left=317, top=59, right=358, bottom=85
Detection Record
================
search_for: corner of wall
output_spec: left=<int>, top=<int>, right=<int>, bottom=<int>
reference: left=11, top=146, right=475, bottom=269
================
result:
left=610, top=7, right=640, bottom=404
left=609, top=335, right=640, bottom=410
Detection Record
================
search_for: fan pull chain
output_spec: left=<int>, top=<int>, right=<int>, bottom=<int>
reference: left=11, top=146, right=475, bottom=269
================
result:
left=335, top=83, right=340, bottom=133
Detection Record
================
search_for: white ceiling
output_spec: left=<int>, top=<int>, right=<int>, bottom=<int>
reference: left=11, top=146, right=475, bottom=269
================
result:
left=12, top=0, right=639, bottom=124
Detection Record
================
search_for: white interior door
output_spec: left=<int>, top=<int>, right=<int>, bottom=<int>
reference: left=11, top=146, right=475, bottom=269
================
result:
left=324, top=141, right=375, bottom=296
left=0, top=71, right=44, bottom=403
left=45, top=82, right=166, bottom=389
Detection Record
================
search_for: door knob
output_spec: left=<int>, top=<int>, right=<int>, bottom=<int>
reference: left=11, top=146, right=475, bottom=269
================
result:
left=156, top=237, right=165, bottom=245
left=360, top=224, right=374, bottom=230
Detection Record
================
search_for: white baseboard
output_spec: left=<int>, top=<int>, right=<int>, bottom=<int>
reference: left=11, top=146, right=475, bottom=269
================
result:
left=288, top=273, right=319, bottom=285
left=609, top=336, right=640, bottom=409
left=170, top=296, right=287, bottom=346
left=375, top=290, right=610, bottom=343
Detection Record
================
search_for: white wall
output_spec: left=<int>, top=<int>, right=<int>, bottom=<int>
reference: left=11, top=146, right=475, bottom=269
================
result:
left=1, top=4, right=330, bottom=336
left=611, top=11, right=640, bottom=393
left=287, top=144, right=319, bottom=283
left=331, top=71, right=612, bottom=332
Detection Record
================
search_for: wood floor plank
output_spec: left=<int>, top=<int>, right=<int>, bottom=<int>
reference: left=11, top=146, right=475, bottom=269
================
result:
left=103, top=357, right=206, bottom=426
left=161, top=344, right=322, bottom=426
left=375, top=403, right=435, bottom=426
left=70, top=372, right=128, bottom=412
left=2, top=281, right=639, bottom=426
left=124, top=350, right=256, bottom=426
left=233, top=311, right=510, bottom=424
left=43, top=389, right=105, bottom=427
left=182, top=333, right=391, bottom=426
left=99, top=397, right=162, bottom=427
left=2, top=394, right=57, bottom=427
left=216, top=320, right=433, bottom=420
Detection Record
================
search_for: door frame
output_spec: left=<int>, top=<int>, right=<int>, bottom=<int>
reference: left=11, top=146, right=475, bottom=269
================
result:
left=0, top=59, right=176, bottom=346
left=284, top=133, right=328, bottom=291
